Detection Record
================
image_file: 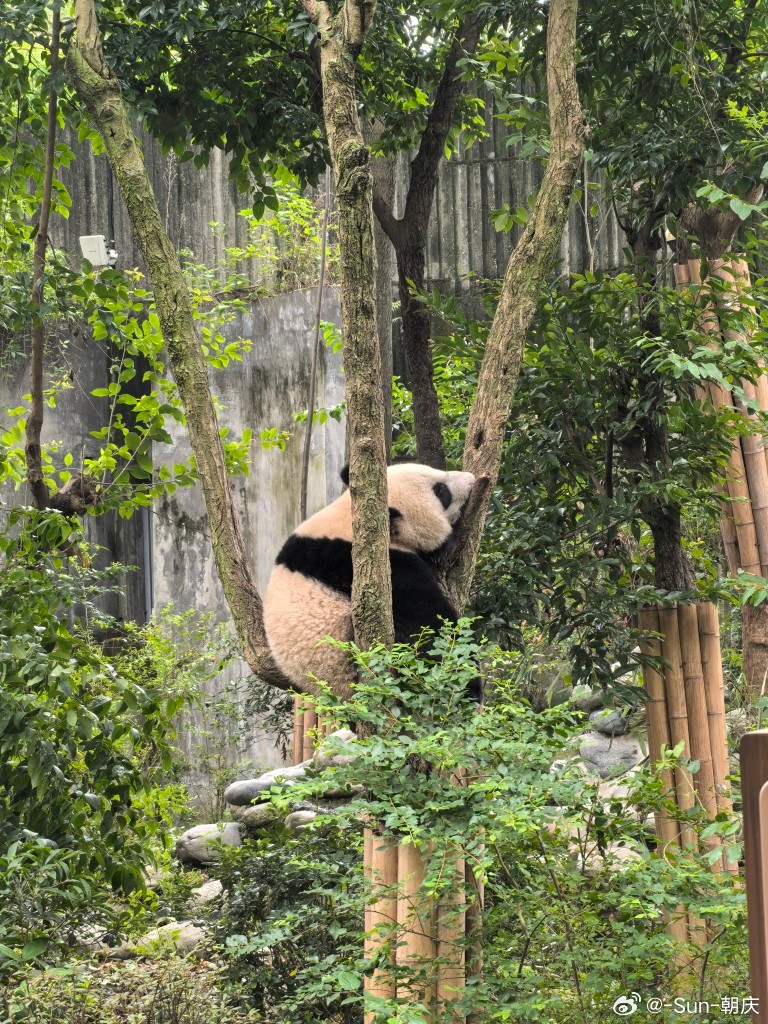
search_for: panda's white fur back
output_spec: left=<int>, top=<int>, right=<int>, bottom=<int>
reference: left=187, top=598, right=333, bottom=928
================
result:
left=263, top=463, right=475, bottom=691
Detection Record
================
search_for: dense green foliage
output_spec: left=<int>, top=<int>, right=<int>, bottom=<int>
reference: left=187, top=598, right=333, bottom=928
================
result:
left=215, top=629, right=745, bottom=1023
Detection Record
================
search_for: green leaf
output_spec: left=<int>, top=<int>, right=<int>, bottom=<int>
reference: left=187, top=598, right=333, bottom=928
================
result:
left=729, top=197, right=754, bottom=221
left=22, top=938, right=48, bottom=960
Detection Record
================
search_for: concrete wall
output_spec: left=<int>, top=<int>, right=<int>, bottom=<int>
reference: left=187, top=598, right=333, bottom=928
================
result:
left=0, top=289, right=345, bottom=800
left=152, top=288, right=345, bottom=791
left=53, top=107, right=623, bottom=293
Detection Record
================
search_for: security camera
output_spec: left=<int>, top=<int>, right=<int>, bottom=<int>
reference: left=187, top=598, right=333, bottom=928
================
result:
left=79, top=234, right=119, bottom=268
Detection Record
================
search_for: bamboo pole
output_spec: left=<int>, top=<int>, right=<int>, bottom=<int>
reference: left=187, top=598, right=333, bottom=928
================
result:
left=364, top=829, right=398, bottom=1020
left=302, top=706, right=318, bottom=762
left=638, top=607, right=683, bottom=854
left=679, top=604, right=721, bottom=872
left=696, top=603, right=736, bottom=833
left=657, top=607, right=697, bottom=851
left=436, top=858, right=466, bottom=1017
left=292, top=695, right=305, bottom=766
left=396, top=844, right=437, bottom=1008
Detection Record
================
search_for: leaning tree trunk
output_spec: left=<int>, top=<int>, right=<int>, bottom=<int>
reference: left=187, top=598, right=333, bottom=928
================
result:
left=66, top=0, right=294, bottom=692
left=443, top=0, right=587, bottom=610
left=302, top=0, right=393, bottom=650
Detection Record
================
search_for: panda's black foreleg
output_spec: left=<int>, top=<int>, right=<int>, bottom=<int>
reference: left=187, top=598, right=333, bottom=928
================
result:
left=390, top=550, right=483, bottom=706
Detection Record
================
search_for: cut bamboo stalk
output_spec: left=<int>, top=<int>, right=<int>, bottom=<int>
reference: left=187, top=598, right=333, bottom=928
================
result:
left=678, top=603, right=721, bottom=869
left=657, top=606, right=696, bottom=852
left=292, top=695, right=304, bottom=766
left=464, top=860, right=484, bottom=1024
left=735, top=382, right=768, bottom=577
left=436, top=858, right=466, bottom=1017
left=718, top=480, right=742, bottom=576
left=364, top=829, right=398, bottom=1021
left=638, top=606, right=682, bottom=854
left=725, top=439, right=762, bottom=576
left=696, top=603, right=736, bottom=837
left=396, top=843, right=437, bottom=1008
left=302, top=707, right=318, bottom=762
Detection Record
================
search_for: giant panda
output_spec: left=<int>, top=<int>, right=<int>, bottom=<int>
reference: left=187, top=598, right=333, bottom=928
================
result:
left=263, top=462, right=479, bottom=698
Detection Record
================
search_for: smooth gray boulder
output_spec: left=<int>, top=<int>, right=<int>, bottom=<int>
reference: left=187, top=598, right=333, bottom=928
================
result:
left=589, top=708, right=629, bottom=736
left=176, top=822, right=241, bottom=865
left=233, top=803, right=278, bottom=832
left=571, top=685, right=604, bottom=713
left=579, top=731, right=643, bottom=778
left=224, top=765, right=310, bottom=806
left=313, top=728, right=358, bottom=767
left=109, top=921, right=207, bottom=959
left=284, top=810, right=317, bottom=832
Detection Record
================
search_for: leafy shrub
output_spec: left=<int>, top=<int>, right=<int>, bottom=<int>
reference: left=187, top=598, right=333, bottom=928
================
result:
left=218, top=819, right=365, bottom=1023
left=217, top=625, right=746, bottom=1023
left=6, top=956, right=260, bottom=1024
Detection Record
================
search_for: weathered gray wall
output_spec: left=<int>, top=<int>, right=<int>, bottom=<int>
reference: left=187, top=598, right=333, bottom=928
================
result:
left=0, top=289, right=345, bottom=798
left=152, top=288, right=345, bottom=793
left=0, top=331, right=149, bottom=624
left=54, top=112, right=624, bottom=291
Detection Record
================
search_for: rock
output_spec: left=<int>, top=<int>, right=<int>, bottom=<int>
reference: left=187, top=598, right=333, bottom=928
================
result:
left=579, top=731, right=644, bottom=778
left=314, top=728, right=358, bottom=768
left=523, top=656, right=572, bottom=711
left=726, top=709, right=750, bottom=744
left=190, top=879, right=223, bottom=906
left=571, top=685, right=604, bottom=713
left=176, top=822, right=241, bottom=865
left=223, top=765, right=310, bottom=806
left=109, top=921, right=207, bottom=960
left=284, top=810, right=317, bottom=832
left=581, top=841, right=644, bottom=873
left=589, top=708, right=629, bottom=736
left=231, top=802, right=278, bottom=832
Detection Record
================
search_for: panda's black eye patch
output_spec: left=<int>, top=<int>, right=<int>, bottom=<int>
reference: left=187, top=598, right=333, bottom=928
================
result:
left=433, top=482, right=452, bottom=510
left=389, top=507, right=402, bottom=536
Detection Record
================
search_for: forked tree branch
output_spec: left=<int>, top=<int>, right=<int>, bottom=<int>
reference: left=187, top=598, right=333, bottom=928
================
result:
left=444, top=0, right=587, bottom=609
left=66, top=0, right=297, bottom=693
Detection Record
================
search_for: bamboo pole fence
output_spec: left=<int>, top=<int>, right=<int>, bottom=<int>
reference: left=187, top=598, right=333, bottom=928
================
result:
left=673, top=258, right=766, bottom=579
left=293, top=697, right=477, bottom=1020
left=638, top=603, right=735, bottom=891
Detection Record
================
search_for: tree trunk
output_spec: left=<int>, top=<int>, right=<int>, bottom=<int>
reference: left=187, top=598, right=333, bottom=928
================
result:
left=25, top=6, right=60, bottom=511
left=397, top=245, right=446, bottom=468
left=444, top=0, right=587, bottom=610
left=373, top=17, right=483, bottom=470
left=66, top=0, right=293, bottom=692
left=366, top=125, right=396, bottom=458
left=303, top=0, right=393, bottom=649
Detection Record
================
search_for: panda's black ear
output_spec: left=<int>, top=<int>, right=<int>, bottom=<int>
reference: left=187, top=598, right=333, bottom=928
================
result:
left=340, top=464, right=349, bottom=486
left=389, top=507, right=402, bottom=537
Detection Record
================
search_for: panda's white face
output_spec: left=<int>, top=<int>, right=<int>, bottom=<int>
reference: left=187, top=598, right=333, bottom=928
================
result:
left=387, top=463, right=475, bottom=554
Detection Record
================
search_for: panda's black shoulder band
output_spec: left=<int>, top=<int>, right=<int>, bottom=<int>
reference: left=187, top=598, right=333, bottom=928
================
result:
left=276, top=535, right=353, bottom=596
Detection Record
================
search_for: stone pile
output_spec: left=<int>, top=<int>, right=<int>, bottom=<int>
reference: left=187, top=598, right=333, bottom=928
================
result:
left=176, top=728, right=358, bottom=866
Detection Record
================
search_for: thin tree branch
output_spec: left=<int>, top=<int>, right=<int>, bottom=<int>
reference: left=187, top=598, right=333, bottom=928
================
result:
left=25, top=4, right=61, bottom=511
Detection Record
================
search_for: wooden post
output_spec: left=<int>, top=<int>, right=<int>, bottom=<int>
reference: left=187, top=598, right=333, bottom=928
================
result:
left=740, top=731, right=768, bottom=1023
left=292, top=695, right=305, bottom=766
left=396, top=844, right=438, bottom=1008
left=637, top=607, right=683, bottom=856
left=436, top=858, right=466, bottom=1018
left=364, top=829, right=398, bottom=1021
left=656, top=606, right=697, bottom=851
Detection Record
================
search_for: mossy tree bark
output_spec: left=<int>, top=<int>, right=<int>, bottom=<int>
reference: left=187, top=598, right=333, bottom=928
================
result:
left=373, top=16, right=484, bottom=471
left=444, top=0, right=587, bottom=610
left=302, top=0, right=394, bottom=650
left=66, top=0, right=296, bottom=693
